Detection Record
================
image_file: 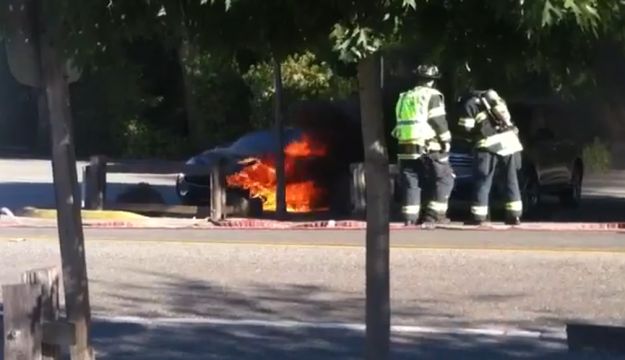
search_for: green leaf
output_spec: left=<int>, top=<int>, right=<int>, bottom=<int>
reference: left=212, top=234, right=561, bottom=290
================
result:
left=403, top=0, right=417, bottom=10
left=541, top=0, right=563, bottom=26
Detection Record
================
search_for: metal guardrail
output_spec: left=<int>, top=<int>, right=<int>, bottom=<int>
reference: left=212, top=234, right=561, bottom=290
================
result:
left=80, top=156, right=227, bottom=221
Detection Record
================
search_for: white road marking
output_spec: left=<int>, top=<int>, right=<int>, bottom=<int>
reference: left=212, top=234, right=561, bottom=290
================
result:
left=95, top=315, right=567, bottom=340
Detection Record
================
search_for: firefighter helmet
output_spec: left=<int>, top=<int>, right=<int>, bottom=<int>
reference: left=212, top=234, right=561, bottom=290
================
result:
left=414, top=64, right=441, bottom=80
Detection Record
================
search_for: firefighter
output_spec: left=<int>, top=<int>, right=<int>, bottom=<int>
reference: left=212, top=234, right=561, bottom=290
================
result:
left=392, top=64, right=455, bottom=226
left=457, top=89, right=524, bottom=225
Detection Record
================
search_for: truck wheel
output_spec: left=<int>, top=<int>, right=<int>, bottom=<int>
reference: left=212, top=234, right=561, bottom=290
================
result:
left=521, top=170, right=540, bottom=219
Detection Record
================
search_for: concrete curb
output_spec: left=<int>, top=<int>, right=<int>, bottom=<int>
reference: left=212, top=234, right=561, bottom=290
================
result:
left=2, top=214, right=625, bottom=232
left=18, top=207, right=148, bottom=221
left=211, top=219, right=625, bottom=232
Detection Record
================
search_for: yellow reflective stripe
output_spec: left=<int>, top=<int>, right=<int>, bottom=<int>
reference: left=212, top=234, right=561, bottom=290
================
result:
left=427, top=142, right=442, bottom=151
left=402, top=205, right=421, bottom=215
left=506, top=201, right=523, bottom=212
left=478, top=130, right=524, bottom=155
left=459, top=117, right=475, bottom=129
left=427, top=201, right=448, bottom=213
left=428, top=106, right=446, bottom=118
left=475, top=111, right=489, bottom=123
left=471, top=205, right=488, bottom=216
left=399, top=140, right=426, bottom=145
left=438, top=131, right=452, bottom=142
left=398, top=153, right=422, bottom=160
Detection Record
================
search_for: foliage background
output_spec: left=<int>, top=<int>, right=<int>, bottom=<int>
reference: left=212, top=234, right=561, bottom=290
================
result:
left=1, top=0, right=625, bottom=165
left=69, top=46, right=355, bottom=158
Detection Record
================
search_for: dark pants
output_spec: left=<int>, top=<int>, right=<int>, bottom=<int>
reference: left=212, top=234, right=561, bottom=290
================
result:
left=399, top=154, right=455, bottom=222
left=471, top=151, right=522, bottom=221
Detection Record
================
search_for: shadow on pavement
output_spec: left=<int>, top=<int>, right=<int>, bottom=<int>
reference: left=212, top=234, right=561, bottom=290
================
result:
left=3, top=269, right=625, bottom=359
left=523, top=196, right=625, bottom=223
left=0, top=307, right=613, bottom=359
left=89, top=321, right=578, bottom=360
left=78, top=271, right=624, bottom=359
left=0, top=182, right=179, bottom=211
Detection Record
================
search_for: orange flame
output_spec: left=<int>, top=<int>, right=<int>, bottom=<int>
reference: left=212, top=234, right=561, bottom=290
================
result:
left=226, top=134, right=328, bottom=213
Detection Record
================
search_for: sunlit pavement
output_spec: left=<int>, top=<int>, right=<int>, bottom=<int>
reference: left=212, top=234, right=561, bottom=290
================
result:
left=2, top=236, right=625, bottom=358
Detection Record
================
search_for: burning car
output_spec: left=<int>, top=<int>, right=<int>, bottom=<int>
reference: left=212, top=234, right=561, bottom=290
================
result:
left=175, top=127, right=351, bottom=214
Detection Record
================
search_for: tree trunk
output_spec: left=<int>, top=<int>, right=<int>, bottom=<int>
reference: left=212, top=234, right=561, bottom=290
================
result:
left=167, top=0, right=204, bottom=149
left=357, top=53, right=391, bottom=360
left=273, top=58, right=287, bottom=218
left=177, top=37, right=204, bottom=148
left=37, top=2, right=94, bottom=357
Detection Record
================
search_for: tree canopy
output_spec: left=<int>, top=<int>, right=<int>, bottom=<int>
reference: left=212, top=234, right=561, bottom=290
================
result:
left=3, top=0, right=623, bottom=97
left=2, top=0, right=625, bottom=156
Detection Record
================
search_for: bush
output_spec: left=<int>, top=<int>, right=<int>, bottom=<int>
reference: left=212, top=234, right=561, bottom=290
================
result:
left=121, top=118, right=194, bottom=159
left=582, top=137, right=612, bottom=174
left=186, top=53, right=253, bottom=148
left=71, top=60, right=148, bottom=158
left=72, top=47, right=356, bottom=159
left=242, top=51, right=356, bottom=129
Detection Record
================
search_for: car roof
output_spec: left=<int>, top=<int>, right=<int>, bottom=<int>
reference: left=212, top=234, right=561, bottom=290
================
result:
left=188, top=127, right=305, bottom=164
left=225, top=127, right=303, bottom=156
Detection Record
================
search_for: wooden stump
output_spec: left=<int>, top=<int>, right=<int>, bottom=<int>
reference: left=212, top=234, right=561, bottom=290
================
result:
left=22, top=267, right=62, bottom=360
left=2, top=283, right=43, bottom=360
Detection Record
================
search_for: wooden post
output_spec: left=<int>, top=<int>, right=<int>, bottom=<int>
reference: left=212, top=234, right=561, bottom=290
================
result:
left=37, top=1, right=94, bottom=358
left=22, top=267, right=61, bottom=360
left=2, top=283, right=43, bottom=360
left=80, top=165, right=88, bottom=209
left=358, top=53, right=391, bottom=360
left=210, top=159, right=226, bottom=221
left=273, top=58, right=287, bottom=219
left=85, top=156, right=107, bottom=210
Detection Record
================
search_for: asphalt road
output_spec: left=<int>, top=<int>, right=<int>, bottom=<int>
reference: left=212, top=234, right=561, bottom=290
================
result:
left=2, top=227, right=625, bottom=251
left=2, top=229, right=625, bottom=358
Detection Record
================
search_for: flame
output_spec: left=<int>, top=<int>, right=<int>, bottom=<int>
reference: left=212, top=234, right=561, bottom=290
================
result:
left=226, top=134, right=328, bottom=213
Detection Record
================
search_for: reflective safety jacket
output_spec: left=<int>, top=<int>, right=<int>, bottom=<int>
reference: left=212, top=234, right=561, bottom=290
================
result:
left=457, top=90, right=523, bottom=156
left=392, top=86, right=451, bottom=160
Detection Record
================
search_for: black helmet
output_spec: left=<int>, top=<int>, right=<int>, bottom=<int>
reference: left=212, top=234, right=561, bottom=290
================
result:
left=413, top=64, right=441, bottom=79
